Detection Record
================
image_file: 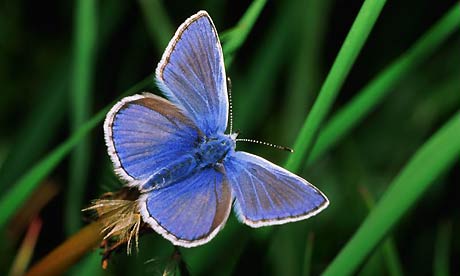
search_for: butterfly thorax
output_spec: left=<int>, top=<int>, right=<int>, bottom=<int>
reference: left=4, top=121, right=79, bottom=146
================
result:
left=195, top=134, right=235, bottom=167
left=141, top=134, right=235, bottom=191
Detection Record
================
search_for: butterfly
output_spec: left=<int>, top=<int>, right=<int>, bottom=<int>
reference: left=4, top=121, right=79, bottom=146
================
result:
left=103, top=10, right=329, bottom=247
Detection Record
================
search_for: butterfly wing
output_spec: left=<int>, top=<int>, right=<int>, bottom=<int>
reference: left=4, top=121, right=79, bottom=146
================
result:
left=224, top=152, right=329, bottom=227
left=104, top=93, right=202, bottom=186
left=139, top=167, right=232, bottom=247
left=155, top=11, right=228, bottom=135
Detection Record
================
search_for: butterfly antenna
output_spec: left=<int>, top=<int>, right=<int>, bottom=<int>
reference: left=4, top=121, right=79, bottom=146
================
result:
left=235, top=138, right=294, bottom=152
left=227, top=77, right=234, bottom=134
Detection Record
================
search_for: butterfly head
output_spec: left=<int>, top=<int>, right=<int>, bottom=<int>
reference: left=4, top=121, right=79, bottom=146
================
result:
left=229, top=131, right=239, bottom=141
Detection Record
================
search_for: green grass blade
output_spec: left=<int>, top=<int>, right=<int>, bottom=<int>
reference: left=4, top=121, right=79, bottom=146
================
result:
left=235, top=1, right=301, bottom=132
left=221, top=0, right=267, bottom=66
left=433, top=221, right=452, bottom=276
left=0, top=76, right=152, bottom=231
left=138, top=0, right=174, bottom=53
left=66, top=0, right=97, bottom=235
left=280, top=0, right=332, bottom=143
left=0, top=61, right=68, bottom=193
left=322, top=111, right=460, bottom=276
left=382, top=239, right=404, bottom=276
left=0, top=111, right=103, bottom=232
left=359, top=186, right=404, bottom=276
left=308, top=4, right=460, bottom=164
left=285, top=0, right=387, bottom=172
left=68, top=251, right=102, bottom=276
left=302, top=232, right=314, bottom=276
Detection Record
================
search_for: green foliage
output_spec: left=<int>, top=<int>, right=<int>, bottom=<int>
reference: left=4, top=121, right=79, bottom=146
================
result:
left=0, top=1, right=458, bottom=275
left=286, top=0, right=387, bottom=172
left=323, top=111, right=460, bottom=275
left=66, top=0, right=97, bottom=235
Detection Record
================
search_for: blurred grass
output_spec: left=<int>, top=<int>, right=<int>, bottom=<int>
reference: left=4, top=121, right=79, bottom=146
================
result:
left=66, top=0, right=97, bottom=236
left=433, top=221, right=452, bottom=276
left=280, top=0, right=332, bottom=144
left=308, top=4, right=460, bottom=164
left=221, top=0, right=266, bottom=66
left=0, top=61, right=68, bottom=193
left=286, top=0, right=387, bottom=172
left=1, top=1, right=459, bottom=275
left=302, top=233, right=314, bottom=276
left=359, top=185, right=403, bottom=276
left=139, top=0, right=174, bottom=53
left=0, top=76, right=152, bottom=231
left=323, top=110, right=460, bottom=275
left=235, top=1, right=305, bottom=132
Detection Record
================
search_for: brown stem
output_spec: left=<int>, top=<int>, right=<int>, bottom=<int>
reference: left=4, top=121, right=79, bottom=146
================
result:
left=25, top=222, right=103, bottom=276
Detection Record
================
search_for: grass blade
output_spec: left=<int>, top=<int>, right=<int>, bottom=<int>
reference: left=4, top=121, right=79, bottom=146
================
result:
left=382, top=239, right=404, bottom=276
left=222, top=0, right=267, bottom=66
left=280, top=0, right=332, bottom=143
left=138, top=0, right=174, bottom=53
left=285, top=0, right=387, bottom=172
left=322, top=111, right=460, bottom=276
left=66, top=0, right=97, bottom=235
left=0, top=61, right=68, bottom=193
left=235, top=1, right=302, bottom=132
left=302, top=232, right=315, bottom=276
left=359, top=186, right=404, bottom=276
left=433, top=221, right=452, bottom=276
left=0, top=76, right=152, bottom=231
left=25, top=222, right=103, bottom=276
left=308, top=4, right=460, bottom=164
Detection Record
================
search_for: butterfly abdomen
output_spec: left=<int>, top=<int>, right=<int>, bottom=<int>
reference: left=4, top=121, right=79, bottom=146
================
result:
left=140, top=135, right=234, bottom=191
left=141, top=155, right=197, bottom=191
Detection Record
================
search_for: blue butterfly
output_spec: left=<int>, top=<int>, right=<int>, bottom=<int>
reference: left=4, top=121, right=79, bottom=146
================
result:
left=104, top=11, right=329, bottom=247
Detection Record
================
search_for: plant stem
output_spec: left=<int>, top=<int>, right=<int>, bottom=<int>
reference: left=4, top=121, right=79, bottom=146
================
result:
left=25, top=222, right=103, bottom=276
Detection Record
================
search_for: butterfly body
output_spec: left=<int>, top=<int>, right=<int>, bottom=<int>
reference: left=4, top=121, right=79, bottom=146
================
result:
left=195, top=133, right=236, bottom=167
left=142, top=154, right=197, bottom=190
left=142, top=133, right=235, bottom=191
left=104, top=11, right=329, bottom=248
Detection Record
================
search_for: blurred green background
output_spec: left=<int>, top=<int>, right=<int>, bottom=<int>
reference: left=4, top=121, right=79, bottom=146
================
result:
left=0, top=0, right=459, bottom=275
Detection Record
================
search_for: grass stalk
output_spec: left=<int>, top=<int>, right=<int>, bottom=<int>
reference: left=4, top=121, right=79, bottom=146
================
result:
left=0, top=76, right=152, bottom=231
left=138, top=0, right=174, bottom=53
left=302, top=232, right=314, bottom=276
left=25, top=222, right=103, bottom=276
left=433, top=221, right=452, bottom=276
left=285, top=0, right=387, bottom=172
left=221, top=0, right=267, bottom=66
left=322, top=111, right=460, bottom=276
left=66, top=0, right=97, bottom=235
left=308, top=4, right=460, bottom=164
left=359, top=186, right=404, bottom=276
left=0, top=62, right=68, bottom=193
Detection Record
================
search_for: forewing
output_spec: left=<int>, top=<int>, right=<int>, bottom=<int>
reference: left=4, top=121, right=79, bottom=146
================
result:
left=155, top=11, right=228, bottom=135
left=139, top=167, right=232, bottom=247
left=225, top=152, right=329, bottom=227
left=104, top=93, right=201, bottom=186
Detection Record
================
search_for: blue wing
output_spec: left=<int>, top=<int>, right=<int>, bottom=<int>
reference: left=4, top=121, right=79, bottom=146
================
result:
left=224, top=152, right=329, bottom=227
left=155, top=11, right=228, bottom=136
left=139, top=167, right=232, bottom=247
left=104, top=93, right=202, bottom=186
